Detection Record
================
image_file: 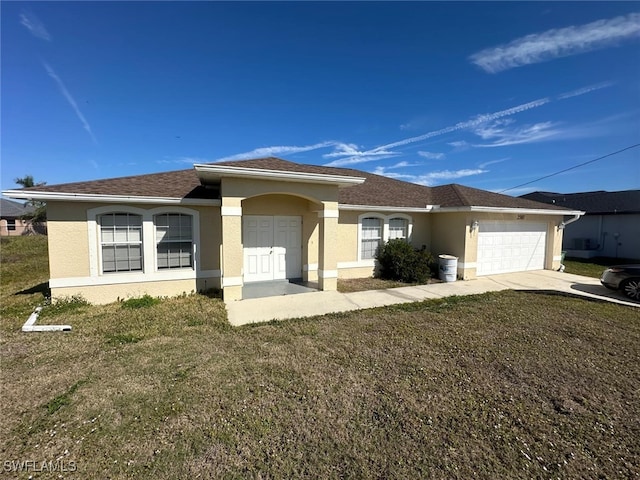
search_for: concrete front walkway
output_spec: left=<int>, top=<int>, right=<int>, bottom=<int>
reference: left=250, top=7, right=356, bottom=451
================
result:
left=225, top=270, right=639, bottom=326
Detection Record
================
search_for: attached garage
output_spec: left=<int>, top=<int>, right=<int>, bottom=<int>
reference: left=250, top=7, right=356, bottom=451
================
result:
left=476, top=221, right=547, bottom=276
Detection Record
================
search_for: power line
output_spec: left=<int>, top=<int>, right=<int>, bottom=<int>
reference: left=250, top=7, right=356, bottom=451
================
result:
left=499, top=143, right=640, bottom=194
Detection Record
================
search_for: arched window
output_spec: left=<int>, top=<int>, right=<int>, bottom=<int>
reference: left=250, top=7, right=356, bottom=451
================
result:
left=99, top=213, right=143, bottom=272
left=358, top=213, right=413, bottom=261
left=154, top=213, right=193, bottom=269
left=361, top=217, right=383, bottom=260
left=389, top=217, right=409, bottom=240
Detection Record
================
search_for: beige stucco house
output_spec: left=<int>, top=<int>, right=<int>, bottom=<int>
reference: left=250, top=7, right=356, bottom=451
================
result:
left=3, top=157, right=583, bottom=304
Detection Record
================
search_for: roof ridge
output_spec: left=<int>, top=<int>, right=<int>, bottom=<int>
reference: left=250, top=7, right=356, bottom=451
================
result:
left=449, top=184, right=474, bottom=206
left=213, top=156, right=383, bottom=178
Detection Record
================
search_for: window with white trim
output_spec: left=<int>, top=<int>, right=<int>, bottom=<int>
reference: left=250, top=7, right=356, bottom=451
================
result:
left=99, top=213, right=143, bottom=273
left=389, top=217, right=408, bottom=240
left=358, top=213, right=413, bottom=261
left=7, top=219, right=16, bottom=231
left=361, top=217, right=383, bottom=260
left=88, top=205, right=200, bottom=282
left=154, top=213, right=193, bottom=269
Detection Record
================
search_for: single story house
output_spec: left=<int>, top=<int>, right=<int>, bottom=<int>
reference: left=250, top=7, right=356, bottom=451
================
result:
left=4, top=157, right=583, bottom=304
left=521, top=190, right=640, bottom=260
left=0, top=197, right=37, bottom=236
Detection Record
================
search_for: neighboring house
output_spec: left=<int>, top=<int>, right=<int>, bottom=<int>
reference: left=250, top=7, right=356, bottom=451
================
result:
left=521, top=190, right=640, bottom=260
left=3, top=157, right=582, bottom=304
left=0, top=197, right=37, bottom=236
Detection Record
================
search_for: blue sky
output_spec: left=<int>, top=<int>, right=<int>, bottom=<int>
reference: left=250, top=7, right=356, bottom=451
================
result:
left=2, top=2, right=639, bottom=196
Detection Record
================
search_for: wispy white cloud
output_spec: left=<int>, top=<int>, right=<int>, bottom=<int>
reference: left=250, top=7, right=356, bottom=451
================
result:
left=322, top=142, right=397, bottom=159
left=324, top=97, right=550, bottom=167
left=409, top=169, right=488, bottom=186
left=219, top=81, right=608, bottom=170
left=373, top=166, right=402, bottom=177
left=372, top=165, right=418, bottom=178
left=470, top=12, right=640, bottom=73
left=20, top=10, right=51, bottom=41
left=371, top=165, right=487, bottom=186
left=557, top=81, right=615, bottom=100
left=478, top=157, right=509, bottom=169
left=388, top=161, right=422, bottom=169
left=215, top=141, right=336, bottom=162
left=324, top=153, right=400, bottom=167
left=42, top=62, right=97, bottom=144
left=448, top=140, right=469, bottom=148
left=418, top=151, right=445, bottom=160
left=323, top=142, right=400, bottom=166
left=420, top=169, right=488, bottom=181
left=321, top=142, right=359, bottom=158
left=472, top=121, right=560, bottom=147
left=381, top=98, right=550, bottom=151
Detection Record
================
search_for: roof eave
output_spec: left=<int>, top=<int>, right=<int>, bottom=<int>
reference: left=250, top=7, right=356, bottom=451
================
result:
left=194, top=164, right=365, bottom=187
left=2, top=190, right=221, bottom=206
left=339, top=204, right=440, bottom=212
left=434, top=206, right=585, bottom=216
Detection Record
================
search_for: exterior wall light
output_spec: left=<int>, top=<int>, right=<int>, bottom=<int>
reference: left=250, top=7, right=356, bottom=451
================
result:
left=471, top=220, right=479, bottom=232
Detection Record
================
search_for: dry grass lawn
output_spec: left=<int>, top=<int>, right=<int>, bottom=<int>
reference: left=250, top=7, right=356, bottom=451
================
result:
left=337, top=276, right=442, bottom=293
left=1, top=236, right=639, bottom=479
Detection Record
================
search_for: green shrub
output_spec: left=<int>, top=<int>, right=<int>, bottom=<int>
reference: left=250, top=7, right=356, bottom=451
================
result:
left=121, top=294, right=161, bottom=309
left=375, top=239, right=433, bottom=283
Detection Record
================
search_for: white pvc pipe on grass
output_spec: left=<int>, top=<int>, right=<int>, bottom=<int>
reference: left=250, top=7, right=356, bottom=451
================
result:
left=22, top=307, right=72, bottom=332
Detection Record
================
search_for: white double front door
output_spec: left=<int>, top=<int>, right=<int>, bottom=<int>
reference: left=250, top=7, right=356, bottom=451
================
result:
left=243, top=215, right=302, bottom=283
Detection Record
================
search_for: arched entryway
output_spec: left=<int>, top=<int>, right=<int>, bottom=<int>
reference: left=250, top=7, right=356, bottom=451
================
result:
left=243, top=214, right=303, bottom=282
left=240, top=194, right=323, bottom=297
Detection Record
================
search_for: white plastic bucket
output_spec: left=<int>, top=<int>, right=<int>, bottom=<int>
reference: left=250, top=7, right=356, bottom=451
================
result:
left=438, top=254, right=458, bottom=282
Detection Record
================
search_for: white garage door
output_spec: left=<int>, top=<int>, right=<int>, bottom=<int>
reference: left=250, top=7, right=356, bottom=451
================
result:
left=477, top=221, right=547, bottom=276
left=243, top=216, right=302, bottom=283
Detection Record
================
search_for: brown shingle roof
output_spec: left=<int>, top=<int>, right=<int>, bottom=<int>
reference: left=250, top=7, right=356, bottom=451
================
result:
left=17, top=157, right=568, bottom=211
left=521, top=190, right=640, bottom=214
left=21, top=168, right=218, bottom=200
left=432, top=184, right=568, bottom=210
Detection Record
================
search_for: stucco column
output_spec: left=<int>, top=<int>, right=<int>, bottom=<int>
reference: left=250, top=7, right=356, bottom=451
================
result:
left=302, top=211, right=319, bottom=283
left=549, top=220, right=563, bottom=271
left=463, top=216, right=478, bottom=280
left=317, top=201, right=339, bottom=291
left=221, top=197, right=243, bottom=301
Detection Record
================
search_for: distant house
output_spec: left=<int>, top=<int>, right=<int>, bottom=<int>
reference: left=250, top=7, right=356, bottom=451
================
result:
left=0, top=198, right=40, bottom=236
left=4, top=157, right=582, bottom=304
left=521, top=190, right=640, bottom=260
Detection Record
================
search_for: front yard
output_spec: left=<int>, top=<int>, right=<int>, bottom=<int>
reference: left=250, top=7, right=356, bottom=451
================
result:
left=1, top=236, right=639, bottom=478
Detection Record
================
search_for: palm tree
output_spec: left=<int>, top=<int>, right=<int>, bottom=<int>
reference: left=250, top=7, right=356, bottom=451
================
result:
left=15, top=175, right=39, bottom=189
left=14, top=175, right=47, bottom=230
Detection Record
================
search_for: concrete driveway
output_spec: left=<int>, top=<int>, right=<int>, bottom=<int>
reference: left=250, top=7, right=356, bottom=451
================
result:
left=225, top=270, right=639, bottom=326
